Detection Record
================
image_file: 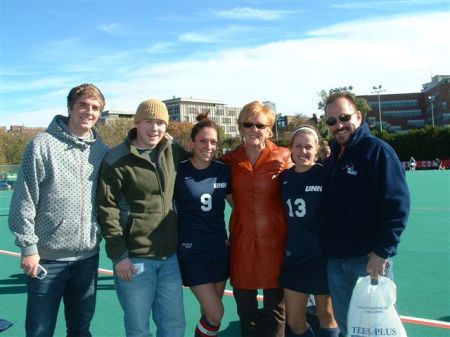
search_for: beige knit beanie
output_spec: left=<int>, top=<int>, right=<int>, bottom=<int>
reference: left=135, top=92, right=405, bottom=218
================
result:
left=134, top=98, right=169, bottom=125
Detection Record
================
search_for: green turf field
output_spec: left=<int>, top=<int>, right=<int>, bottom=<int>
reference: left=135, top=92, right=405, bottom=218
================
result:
left=0, top=170, right=449, bottom=336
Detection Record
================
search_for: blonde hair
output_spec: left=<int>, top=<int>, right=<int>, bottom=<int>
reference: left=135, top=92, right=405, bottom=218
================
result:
left=237, top=101, right=275, bottom=138
left=289, top=125, right=320, bottom=148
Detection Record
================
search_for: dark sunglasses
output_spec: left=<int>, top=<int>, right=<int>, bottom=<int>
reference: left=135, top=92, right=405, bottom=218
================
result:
left=242, top=122, right=266, bottom=130
left=325, top=113, right=354, bottom=126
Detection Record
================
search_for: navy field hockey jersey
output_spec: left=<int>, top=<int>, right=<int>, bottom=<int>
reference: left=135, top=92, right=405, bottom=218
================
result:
left=174, top=160, right=231, bottom=257
left=280, top=164, right=325, bottom=265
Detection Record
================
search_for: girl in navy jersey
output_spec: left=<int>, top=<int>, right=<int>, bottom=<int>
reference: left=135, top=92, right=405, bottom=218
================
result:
left=279, top=126, right=338, bottom=337
left=174, top=113, right=232, bottom=337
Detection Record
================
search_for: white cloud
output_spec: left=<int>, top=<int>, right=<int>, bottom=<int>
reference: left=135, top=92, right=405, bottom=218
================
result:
left=216, top=7, right=299, bottom=20
left=98, top=23, right=124, bottom=36
left=178, top=32, right=218, bottom=43
left=105, top=11, right=450, bottom=116
left=178, top=25, right=252, bottom=44
left=146, top=42, right=173, bottom=53
left=332, top=0, right=450, bottom=9
left=2, top=11, right=449, bottom=127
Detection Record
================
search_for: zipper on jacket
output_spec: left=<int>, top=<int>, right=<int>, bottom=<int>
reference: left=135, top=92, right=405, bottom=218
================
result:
left=77, top=148, right=86, bottom=255
left=132, top=139, right=170, bottom=254
left=156, top=142, right=169, bottom=251
left=143, top=148, right=166, bottom=228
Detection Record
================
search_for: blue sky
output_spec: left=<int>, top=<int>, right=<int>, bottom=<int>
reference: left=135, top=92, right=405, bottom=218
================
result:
left=1, top=0, right=449, bottom=127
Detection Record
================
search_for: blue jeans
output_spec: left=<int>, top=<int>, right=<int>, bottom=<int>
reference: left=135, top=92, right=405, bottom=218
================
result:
left=26, top=254, right=99, bottom=337
left=327, top=256, right=393, bottom=337
left=114, top=255, right=186, bottom=337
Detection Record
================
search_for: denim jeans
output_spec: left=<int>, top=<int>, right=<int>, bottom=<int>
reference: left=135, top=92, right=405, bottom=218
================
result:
left=327, top=256, right=393, bottom=337
left=26, top=254, right=99, bottom=337
left=114, top=255, right=186, bottom=337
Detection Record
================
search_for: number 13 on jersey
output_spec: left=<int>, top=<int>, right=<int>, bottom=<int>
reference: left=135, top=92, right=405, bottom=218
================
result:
left=286, top=198, right=306, bottom=217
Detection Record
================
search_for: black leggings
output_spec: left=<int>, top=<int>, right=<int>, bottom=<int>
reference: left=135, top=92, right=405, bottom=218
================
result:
left=233, top=287, right=285, bottom=337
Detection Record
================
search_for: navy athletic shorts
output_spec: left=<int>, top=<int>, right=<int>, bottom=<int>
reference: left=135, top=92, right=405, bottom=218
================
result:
left=178, top=254, right=229, bottom=287
left=279, top=256, right=330, bottom=295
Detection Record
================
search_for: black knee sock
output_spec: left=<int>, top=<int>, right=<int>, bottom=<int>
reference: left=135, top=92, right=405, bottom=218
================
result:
left=195, top=315, right=220, bottom=337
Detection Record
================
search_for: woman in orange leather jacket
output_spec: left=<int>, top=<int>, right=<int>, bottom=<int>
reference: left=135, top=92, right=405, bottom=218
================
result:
left=221, top=101, right=292, bottom=337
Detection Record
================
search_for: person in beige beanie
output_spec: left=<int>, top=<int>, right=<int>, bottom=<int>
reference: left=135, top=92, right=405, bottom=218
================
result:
left=134, top=98, right=170, bottom=126
left=97, top=97, right=189, bottom=337
left=133, top=98, right=170, bottom=149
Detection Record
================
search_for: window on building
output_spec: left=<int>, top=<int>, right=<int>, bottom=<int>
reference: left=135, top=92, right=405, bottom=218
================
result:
left=390, top=125, right=403, bottom=132
left=227, top=109, right=238, bottom=117
left=383, top=110, right=422, bottom=118
left=369, top=99, right=419, bottom=110
left=407, top=119, right=425, bottom=126
left=188, top=107, right=199, bottom=114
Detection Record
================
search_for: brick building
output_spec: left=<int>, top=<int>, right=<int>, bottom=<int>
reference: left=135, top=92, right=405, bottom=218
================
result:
left=358, top=75, right=450, bottom=132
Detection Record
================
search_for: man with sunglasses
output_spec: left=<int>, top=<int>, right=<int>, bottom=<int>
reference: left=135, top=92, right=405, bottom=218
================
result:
left=320, top=93, right=410, bottom=336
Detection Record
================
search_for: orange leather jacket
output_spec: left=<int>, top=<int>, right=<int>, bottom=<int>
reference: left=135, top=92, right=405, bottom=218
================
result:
left=221, top=140, right=292, bottom=289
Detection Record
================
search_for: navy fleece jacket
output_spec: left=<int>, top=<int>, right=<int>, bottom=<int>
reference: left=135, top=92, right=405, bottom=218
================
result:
left=321, top=123, right=410, bottom=259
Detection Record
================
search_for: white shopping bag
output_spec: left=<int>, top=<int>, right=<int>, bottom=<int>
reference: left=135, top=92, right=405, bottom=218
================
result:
left=347, top=276, right=407, bottom=337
